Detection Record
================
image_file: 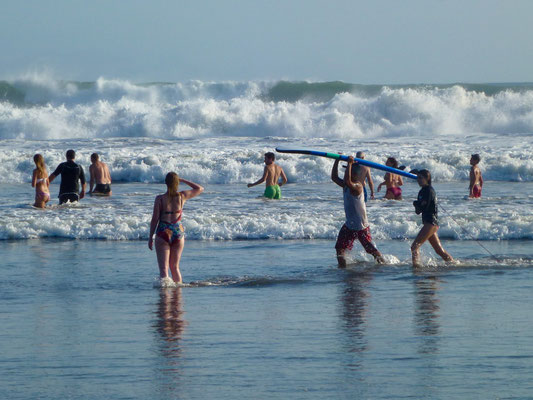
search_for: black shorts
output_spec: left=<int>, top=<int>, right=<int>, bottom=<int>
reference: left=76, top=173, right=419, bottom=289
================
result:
left=94, top=183, right=111, bottom=194
left=59, top=193, right=79, bottom=204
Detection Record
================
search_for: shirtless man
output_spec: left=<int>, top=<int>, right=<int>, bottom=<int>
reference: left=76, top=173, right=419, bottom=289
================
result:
left=247, top=152, right=288, bottom=199
left=469, top=153, right=483, bottom=198
left=353, top=151, right=375, bottom=202
left=89, top=153, right=112, bottom=196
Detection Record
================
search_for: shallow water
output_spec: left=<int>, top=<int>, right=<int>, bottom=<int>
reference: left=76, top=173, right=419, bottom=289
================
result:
left=2, top=77, right=533, bottom=398
left=2, top=239, right=533, bottom=399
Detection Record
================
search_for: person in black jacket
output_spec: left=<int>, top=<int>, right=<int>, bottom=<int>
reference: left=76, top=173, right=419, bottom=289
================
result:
left=48, top=149, right=86, bottom=204
left=411, top=169, right=453, bottom=268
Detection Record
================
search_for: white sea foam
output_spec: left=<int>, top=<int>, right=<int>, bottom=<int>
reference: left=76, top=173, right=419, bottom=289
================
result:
left=1, top=77, right=532, bottom=242
left=2, top=181, right=532, bottom=241
left=1, top=77, right=533, bottom=141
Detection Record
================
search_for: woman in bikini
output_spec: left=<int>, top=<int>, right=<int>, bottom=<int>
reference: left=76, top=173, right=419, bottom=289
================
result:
left=149, top=172, right=204, bottom=284
left=32, top=154, right=50, bottom=208
left=377, top=157, right=403, bottom=200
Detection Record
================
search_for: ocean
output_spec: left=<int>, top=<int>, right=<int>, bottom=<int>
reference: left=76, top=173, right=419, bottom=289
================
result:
left=1, top=77, right=533, bottom=398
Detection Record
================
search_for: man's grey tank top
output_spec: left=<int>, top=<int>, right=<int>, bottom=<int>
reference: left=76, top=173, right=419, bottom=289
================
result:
left=343, top=187, right=369, bottom=231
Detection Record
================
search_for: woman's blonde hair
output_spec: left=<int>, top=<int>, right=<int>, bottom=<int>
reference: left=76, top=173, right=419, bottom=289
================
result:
left=33, top=154, right=47, bottom=177
left=165, top=172, right=180, bottom=198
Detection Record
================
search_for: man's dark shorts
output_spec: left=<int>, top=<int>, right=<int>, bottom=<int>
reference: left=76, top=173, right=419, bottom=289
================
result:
left=94, top=183, right=111, bottom=194
left=59, top=193, right=79, bottom=204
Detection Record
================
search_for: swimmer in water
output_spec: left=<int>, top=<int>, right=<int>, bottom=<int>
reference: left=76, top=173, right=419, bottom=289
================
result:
left=411, top=169, right=453, bottom=268
left=89, top=153, right=112, bottom=196
left=149, top=172, right=204, bottom=284
left=377, top=157, right=403, bottom=200
left=469, top=153, right=483, bottom=198
left=32, top=154, right=50, bottom=208
left=247, top=152, right=288, bottom=199
left=48, top=149, right=86, bottom=204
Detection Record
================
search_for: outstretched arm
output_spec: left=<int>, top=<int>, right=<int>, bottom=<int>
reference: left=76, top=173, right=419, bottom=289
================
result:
left=180, top=178, right=204, bottom=201
left=148, top=196, right=161, bottom=250
left=377, top=173, right=391, bottom=192
left=89, top=165, right=95, bottom=193
left=279, top=168, right=288, bottom=186
left=331, top=159, right=344, bottom=187
left=367, top=170, right=375, bottom=199
left=469, top=167, right=475, bottom=197
left=248, top=167, right=267, bottom=188
left=345, top=157, right=363, bottom=195
left=31, top=170, right=37, bottom=188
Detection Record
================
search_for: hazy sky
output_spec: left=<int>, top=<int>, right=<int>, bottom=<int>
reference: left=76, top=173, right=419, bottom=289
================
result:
left=1, top=0, right=532, bottom=83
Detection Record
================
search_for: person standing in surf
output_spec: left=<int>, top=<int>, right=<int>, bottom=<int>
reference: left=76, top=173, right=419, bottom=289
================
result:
left=469, top=153, right=483, bottom=198
left=247, top=152, right=288, bottom=199
left=149, top=172, right=203, bottom=284
left=332, top=156, right=384, bottom=268
left=377, top=157, right=404, bottom=200
left=31, top=154, right=50, bottom=209
left=89, top=153, right=112, bottom=196
left=411, top=169, right=453, bottom=268
left=353, top=151, right=375, bottom=202
left=48, top=149, right=86, bottom=204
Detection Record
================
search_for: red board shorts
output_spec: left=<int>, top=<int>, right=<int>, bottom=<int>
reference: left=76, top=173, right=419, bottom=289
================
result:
left=335, top=225, right=379, bottom=256
left=472, top=184, right=482, bottom=198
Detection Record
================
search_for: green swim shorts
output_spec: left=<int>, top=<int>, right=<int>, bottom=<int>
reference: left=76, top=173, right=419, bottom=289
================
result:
left=264, top=184, right=281, bottom=199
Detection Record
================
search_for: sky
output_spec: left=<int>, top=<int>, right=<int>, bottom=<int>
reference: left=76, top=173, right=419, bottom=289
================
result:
left=1, top=0, right=532, bottom=84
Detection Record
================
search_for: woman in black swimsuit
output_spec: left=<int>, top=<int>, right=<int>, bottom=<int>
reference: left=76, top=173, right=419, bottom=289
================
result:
left=411, top=169, right=453, bottom=268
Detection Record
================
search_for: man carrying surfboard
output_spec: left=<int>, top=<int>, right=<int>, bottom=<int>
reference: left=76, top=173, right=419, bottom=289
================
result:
left=247, top=152, right=288, bottom=199
left=331, top=156, right=385, bottom=267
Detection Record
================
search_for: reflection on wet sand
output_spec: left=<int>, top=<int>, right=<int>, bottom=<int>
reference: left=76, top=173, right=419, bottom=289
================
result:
left=153, top=287, right=188, bottom=396
left=154, top=288, right=187, bottom=356
left=340, top=270, right=373, bottom=356
left=414, top=276, right=441, bottom=355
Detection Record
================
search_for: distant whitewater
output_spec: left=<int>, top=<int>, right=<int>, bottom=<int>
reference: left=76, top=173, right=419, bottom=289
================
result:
left=2, top=77, right=533, bottom=140
left=1, top=76, right=532, bottom=184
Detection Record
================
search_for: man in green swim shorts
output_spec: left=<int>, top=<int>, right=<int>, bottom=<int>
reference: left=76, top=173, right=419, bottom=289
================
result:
left=247, top=152, right=288, bottom=199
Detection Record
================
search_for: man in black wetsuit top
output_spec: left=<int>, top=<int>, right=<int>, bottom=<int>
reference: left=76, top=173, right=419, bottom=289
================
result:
left=48, top=149, right=86, bottom=204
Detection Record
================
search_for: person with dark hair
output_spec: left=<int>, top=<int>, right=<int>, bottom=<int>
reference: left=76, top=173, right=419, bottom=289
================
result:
left=48, top=150, right=86, bottom=204
left=89, top=153, right=112, bottom=196
left=377, top=157, right=403, bottom=200
left=247, top=152, right=288, bottom=199
left=411, top=169, right=453, bottom=268
left=149, top=172, right=203, bottom=284
left=469, top=153, right=483, bottom=198
left=332, top=156, right=385, bottom=267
